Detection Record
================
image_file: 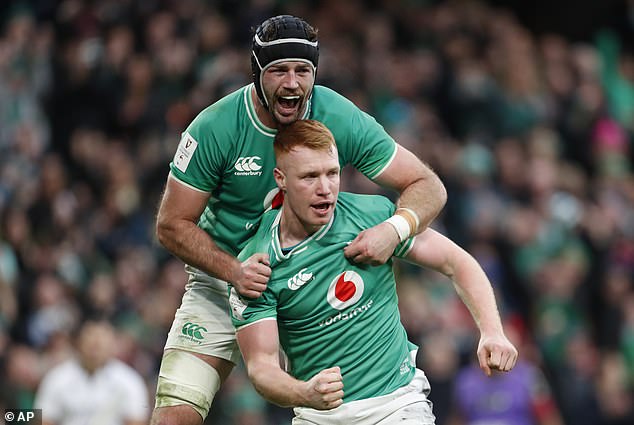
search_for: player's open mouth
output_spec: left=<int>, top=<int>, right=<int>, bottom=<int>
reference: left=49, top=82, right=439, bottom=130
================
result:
left=277, top=95, right=301, bottom=114
left=311, top=202, right=332, bottom=216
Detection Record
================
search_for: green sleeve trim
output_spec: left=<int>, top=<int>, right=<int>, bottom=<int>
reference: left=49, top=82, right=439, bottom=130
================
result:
left=367, top=141, right=398, bottom=180
left=394, top=236, right=415, bottom=258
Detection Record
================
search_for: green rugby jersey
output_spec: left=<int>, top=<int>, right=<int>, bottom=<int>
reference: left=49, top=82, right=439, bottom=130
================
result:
left=231, top=192, right=417, bottom=402
left=169, top=84, right=397, bottom=256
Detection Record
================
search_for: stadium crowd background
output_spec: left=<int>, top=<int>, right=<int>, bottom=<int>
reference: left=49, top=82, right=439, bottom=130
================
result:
left=0, top=0, right=632, bottom=424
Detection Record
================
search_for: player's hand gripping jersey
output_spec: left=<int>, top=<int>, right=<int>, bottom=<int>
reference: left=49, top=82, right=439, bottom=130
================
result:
left=231, top=193, right=417, bottom=402
left=169, top=85, right=397, bottom=258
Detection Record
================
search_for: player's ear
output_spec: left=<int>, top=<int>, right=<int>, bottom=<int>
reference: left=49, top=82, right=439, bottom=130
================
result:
left=273, top=167, right=286, bottom=191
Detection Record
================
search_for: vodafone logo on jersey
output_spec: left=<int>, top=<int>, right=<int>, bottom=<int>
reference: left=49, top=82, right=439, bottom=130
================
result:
left=327, top=271, right=364, bottom=310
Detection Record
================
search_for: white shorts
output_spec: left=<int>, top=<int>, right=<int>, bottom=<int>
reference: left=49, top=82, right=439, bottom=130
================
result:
left=163, top=266, right=241, bottom=364
left=292, top=369, right=436, bottom=425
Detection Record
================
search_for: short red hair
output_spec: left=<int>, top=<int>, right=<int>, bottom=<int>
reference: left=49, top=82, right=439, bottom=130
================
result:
left=274, top=119, right=336, bottom=158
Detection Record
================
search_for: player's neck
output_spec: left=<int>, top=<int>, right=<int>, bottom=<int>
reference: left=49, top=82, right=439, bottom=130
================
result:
left=278, top=210, right=320, bottom=248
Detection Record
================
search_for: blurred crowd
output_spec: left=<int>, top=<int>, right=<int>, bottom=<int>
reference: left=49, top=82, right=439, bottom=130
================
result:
left=0, top=0, right=633, bottom=424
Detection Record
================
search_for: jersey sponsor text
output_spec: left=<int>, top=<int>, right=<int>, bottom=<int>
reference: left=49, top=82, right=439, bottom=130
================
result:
left=319, top=299, right=373, bottom=327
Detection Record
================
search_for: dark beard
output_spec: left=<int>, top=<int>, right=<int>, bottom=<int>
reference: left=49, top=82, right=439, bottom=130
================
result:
left=269, top=90, right=312, bottom=128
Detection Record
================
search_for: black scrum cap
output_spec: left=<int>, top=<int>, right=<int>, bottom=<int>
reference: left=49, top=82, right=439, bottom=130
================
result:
left=251, top=15, right=319, bottom=107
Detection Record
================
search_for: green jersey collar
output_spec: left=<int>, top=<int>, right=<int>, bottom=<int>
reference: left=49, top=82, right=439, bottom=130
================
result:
left=270, top=207, right=334, bottom=262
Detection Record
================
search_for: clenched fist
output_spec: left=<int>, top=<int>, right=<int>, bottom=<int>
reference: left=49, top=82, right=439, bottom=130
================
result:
left=301, top=366, right=344, bottom=410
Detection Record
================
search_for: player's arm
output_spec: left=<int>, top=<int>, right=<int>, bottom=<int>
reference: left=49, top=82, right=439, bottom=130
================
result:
left=345, top=144, right=446, bottom=265
left=404, top=229, right=518, bottom=376
left=156, top=175, right=270, bottom=298
left=236, top=320, right=344, bottom=409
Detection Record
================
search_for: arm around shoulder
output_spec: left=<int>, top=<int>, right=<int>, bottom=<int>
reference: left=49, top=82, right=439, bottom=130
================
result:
left=343, top=147, right=447, bottom=266
left=375, top=144, right=447, bottom=233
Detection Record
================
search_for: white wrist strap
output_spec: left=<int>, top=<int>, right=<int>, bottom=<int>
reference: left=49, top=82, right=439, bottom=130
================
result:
left=385, top=215, right=410, bottom=243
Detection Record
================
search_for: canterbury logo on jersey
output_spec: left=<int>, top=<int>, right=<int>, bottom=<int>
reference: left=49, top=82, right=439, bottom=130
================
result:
left=181, top=322, right=207, bottom=340
left=288, top=268, right=314, bottom=290
left=234, top=156, right=263, bottom=176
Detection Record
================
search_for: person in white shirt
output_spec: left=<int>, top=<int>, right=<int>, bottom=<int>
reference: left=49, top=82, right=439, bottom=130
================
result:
left=34, top=319, right=149, bottom=425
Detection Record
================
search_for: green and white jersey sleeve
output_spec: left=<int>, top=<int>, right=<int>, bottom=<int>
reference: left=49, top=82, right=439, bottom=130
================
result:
left=310, top=86, right=398, bottom=180
left=167, top=84, right=398, bottom=257
left=231, top=193, right=416, bottom=402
